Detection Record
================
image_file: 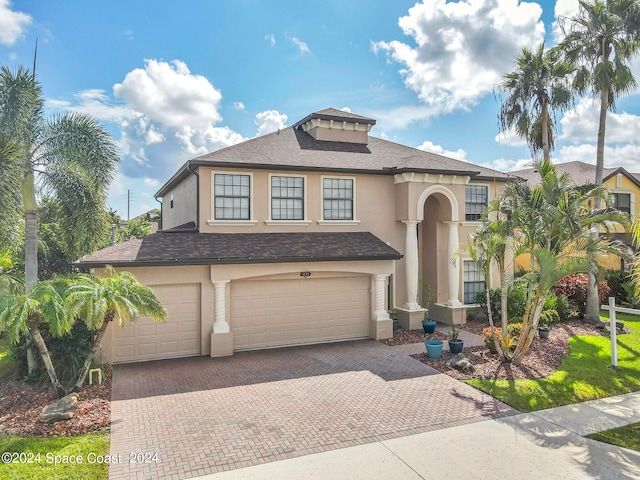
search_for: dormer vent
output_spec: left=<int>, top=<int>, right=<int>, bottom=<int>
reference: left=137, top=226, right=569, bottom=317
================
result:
left=294, top=108, right=376, bottom=145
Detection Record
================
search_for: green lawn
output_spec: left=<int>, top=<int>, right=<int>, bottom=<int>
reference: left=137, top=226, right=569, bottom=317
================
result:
left=587, top=422, right=640, bottom=452
left=0, top=432, right=110, bottom=480
left=467, top=312, right=640, bottom=412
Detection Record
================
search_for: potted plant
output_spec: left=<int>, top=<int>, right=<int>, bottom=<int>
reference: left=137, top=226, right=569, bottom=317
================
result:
left=448, top=324, right=464, bottom=354
left=424, top=339, right=444, bottom=359
left=420, top=281, right=436, bottom=334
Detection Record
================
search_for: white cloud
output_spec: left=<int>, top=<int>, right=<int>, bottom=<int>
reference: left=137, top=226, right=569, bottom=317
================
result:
left=143, top=178, right=159, bottom=187
left=265, top=34, right=275, bottom=46
left=340, top=107, right=352, bottom=113
left=560, top=97, right=640, bottom=144
left=51, top=59, right=246, bottom=183
left=417, top=140, right=467, bottom=160
left=556, top=144, right=640, bottom=172
left=290, top=37, right=310, bottom=54
left=373, top=0, right=544, bottom=116
left=255, top=110, right=288, bottom=136
left=488, top=157, right=534, bottom=172
left=0, top=0, right=31, bottom=46
left=233, top=102, right=245, bottom=110
left=495, top=126, right=528, bottom=147
left=552, top=0, right=579, bottom=43
left=114, top=59, right=222, bottom=131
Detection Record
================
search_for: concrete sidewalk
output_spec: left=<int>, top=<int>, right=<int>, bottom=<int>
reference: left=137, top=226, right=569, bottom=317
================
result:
left=192, top=392, right=640, bottom=480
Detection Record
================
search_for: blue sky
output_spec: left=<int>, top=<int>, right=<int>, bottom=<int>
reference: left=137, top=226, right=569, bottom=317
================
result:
left=2, top=0, right=640, bottom=219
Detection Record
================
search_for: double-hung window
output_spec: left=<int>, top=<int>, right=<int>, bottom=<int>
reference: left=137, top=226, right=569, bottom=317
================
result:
left=465, top=185, right=488, bottom=222
left=323, top=177, right=354, bottom=220
left=214, top=174, right=250, bottom=220
left=612, top=193, right=631, bottom=214
left=271, top=176, right=304, bottom=220
left=463, top=260, right=485, bottom=304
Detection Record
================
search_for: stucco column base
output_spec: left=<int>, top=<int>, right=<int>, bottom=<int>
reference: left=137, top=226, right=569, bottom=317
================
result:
left=371, top=318, right=393, bottom=340
left=210, top=332, right=234, bottom=358
left=429, top=303, right=468, bottom=326
left=397, top=308, right=426, bottom=330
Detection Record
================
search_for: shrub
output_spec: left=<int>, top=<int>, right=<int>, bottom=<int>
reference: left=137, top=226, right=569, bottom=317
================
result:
left=554, top=293, right=571, bottom=322
left=552, top=274, right=611, bottom=316
left=474, top=286, right=526, bottom=322
left=605, top=269, right=631, bottom=304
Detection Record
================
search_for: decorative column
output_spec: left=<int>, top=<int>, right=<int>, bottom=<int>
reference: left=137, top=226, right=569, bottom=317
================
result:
left=403, top=220, right=421, bottom=310
left=447, top=222, right=462, bottom=306
left=213, top=280, right=230, bottom=334
left=373, top=274, right=390, bottom=320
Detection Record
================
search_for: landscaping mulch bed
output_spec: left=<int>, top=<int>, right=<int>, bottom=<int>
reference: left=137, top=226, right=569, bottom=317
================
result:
left=412, top=319, right=605, bottom=381
left=379, top=328, right=448, bottom=346
left=0, top=370, right=111, bottom=437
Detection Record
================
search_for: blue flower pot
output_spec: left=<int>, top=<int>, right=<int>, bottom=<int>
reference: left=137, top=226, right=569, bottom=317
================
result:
left=422, top=320, right=437, bottom=334
left=448, top=340, right=464, bottom=354
left=424, top=339, right=444, bottom=359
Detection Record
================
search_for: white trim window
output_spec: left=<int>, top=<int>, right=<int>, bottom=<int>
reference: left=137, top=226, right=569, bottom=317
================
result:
left=214, top=173, right=251, bottom=220
left=271, top=175, right=305, bottom=220
left=465, top=185, right=488, bottom=222
left=612, top=192, right=632, bottom=215
left=322, top=177, right=354, bottom=220
left=463, top=260, right=485, bottom=304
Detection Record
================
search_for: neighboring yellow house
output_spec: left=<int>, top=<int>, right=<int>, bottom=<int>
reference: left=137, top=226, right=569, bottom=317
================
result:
left=511, top=161, right=639, bottom=272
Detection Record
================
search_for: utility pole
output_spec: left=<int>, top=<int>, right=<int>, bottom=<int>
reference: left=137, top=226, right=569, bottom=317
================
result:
left=127, top=189, right=130, bottom=221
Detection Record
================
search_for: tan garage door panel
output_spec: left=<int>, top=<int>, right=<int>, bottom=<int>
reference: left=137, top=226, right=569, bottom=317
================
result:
left=113, top=283, right=201, bottom=363
left=232, top=276, right=370, bottom=350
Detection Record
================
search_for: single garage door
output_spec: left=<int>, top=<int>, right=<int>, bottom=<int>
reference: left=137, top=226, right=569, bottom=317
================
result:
left=112, top=283, right=201, bottom=363
left=231, top=275, right=370, bottom=350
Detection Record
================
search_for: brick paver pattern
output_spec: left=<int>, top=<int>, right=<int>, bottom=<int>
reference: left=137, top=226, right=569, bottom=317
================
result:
left=109, top=339, right=517, bottom=479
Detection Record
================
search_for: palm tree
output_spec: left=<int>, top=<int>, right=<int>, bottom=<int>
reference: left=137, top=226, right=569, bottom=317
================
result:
left=558, top=0, right=640, bottom=321
left=0, top=65, right=118, bottom=374
left=498, top=42, right=574, bottom=161
left=0, top=66, right=119, bottom=290
left=64, top=267, right=167, bottom=392
left=483, top=159, right=629, bottom=364
left=0, top=279, right=73, bottom=397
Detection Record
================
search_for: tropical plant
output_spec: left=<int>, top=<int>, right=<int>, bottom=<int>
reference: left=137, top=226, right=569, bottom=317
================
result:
left=557, top=0, right=640, bottom=321
left=498, top=42, right=574, bottom=161
left=0, top=279, right=72, bottom=397
left=473, top=158, right=629, bottom=364
left=64, top=267, right=167, bottom=392
left=0, top=65, right=118, bottom=375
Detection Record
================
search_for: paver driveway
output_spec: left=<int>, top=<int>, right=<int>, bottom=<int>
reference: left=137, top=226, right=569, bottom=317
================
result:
left=109, top=339, right=517, bottom=480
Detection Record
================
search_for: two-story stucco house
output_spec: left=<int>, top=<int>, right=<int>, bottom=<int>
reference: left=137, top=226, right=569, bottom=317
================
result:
left=78, top=108, right=512, bottom=363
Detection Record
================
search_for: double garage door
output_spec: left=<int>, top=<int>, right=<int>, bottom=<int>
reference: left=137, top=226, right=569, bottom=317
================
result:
left=231, top=275, right=371, bottom=350
left=112, top=283, right=201, bottom=363
left=111, top=275, right=371, bottom=362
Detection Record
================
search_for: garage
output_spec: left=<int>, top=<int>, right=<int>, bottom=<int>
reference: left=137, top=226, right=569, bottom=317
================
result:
left=231, top=275, right=371, bottom=350
left=112, top=283, right=201, bottom=363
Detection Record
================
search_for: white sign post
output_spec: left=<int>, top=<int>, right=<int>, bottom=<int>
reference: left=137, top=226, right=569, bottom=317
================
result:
left=609, top=297, right=618, bottom=369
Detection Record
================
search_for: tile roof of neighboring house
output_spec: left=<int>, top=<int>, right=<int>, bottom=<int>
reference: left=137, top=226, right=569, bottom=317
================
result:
left=75, top=231, right=402, bottom=268
left=511, top=161, right=640, bottom=188
left=156, top=111, right=513, bottom=196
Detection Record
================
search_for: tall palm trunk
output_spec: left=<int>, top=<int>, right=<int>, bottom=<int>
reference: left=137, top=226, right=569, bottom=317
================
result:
left=585, top=87, right=609, bottom=323
left=27, top=316, right=66, bottom=398
left=71, top=311, right=114, bottom=393
left=541, top=101, right=551, bottom=161
left=22, top=171, right=39, bottom=372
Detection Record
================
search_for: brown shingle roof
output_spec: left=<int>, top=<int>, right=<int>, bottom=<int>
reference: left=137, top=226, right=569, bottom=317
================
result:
left=157, top=124, right=512, bottom=196
left=511, top=161, right=640, bottom=188
left=75, top=231, right=402, bottom=268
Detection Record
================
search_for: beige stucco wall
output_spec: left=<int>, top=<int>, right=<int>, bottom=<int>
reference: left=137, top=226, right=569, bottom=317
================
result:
left=161, top=173, right=198, bottom=229
left=161, top=165, right=506, bottom=313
